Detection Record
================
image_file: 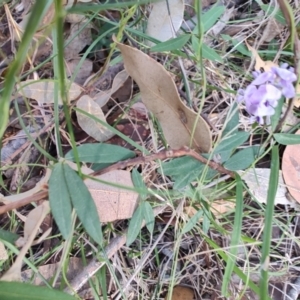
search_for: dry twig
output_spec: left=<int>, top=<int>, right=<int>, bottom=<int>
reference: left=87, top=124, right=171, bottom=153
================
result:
left=0, top=147, right=234, bottom=215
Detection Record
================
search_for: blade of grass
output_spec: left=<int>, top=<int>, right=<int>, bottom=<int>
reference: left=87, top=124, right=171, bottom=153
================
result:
left=53, top=0, right=82, bottom=175
left=0, top=1, right=52, bottom=139
left=52, top=27, right=63, bottom=158
left=14, top=102, right=56, bottom=161
left=221, top=173, right=243, bottom=296
left=260, top=145, right=279, bottom=299
left=204, top=237, right=271, bottom=299
left=67, top=0, right=156, bottom=13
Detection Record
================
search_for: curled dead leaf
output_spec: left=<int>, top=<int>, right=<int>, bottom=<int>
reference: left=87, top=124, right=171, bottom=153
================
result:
left=146, top=0, right=184, bottom=45
left=282, top=129, right=300, bottom=203
left=1, top=202, right=50, bottom=282
left=246, top=41, right=277, bottom=72
left=295, top=85, right=300, bottom=108
left=0, top=242, right=8, bottom=261
left=76, top=95, right=114, bottom=142
left=185, top=199, right=235, bottom=220
left=115, top=39, right=211, bottom=152
left=16, top=79, right=82, bottom=105
left=94, top=69, right=130, bottom=107
left=240, top=168, right=293, bottom=205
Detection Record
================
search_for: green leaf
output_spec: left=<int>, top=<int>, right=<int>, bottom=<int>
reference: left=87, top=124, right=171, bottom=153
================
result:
left=65, top=143, right=135, bottom=163
left=0, top=1, right=53, bottom=139
left=222, top=102, right=239, bottom=136
left=132, top=169, right=148, bottom=200
left=63, top=164, right=102, bottom=245
left=221, top=174, right=243, bottom=296
left=202, top=4, right=225, bottom=33
left=205, top=237, right=270, bottom=299
left=221, top=34, right=251, bottom=56
left=260, top=4, right=286, bottom=25
left=181, top=209, right=203, bottom=234
left=49, top=163, right=72, bottom=239
left=150, top=35, right=190, bottom=52
left=216, top=150, right=232, bottom=164
left=160, top=156, right=217, bottom=189
left=127, top=204, right=143, bottom=246
left=0, top=229, right=19, bottom=244
left=202, top=43, right=223, bottom=62
left=214, top=132, right=250, bottom=154
left=142, top=201, right=155, bottom=234
left=191, top=35, right=223, bottom=62
left=160, top=156, right=205, bottom=189
left=260, top=146, right=279, bottom=298
left=0, top=281, right=77, bottom=300
left=224, top=146, right=260, bottom=171
left=68, top=0, right=153, bottom=13
left=273, top=133, right=300, bottom=145
left=270, top=98, right=284, bottom=131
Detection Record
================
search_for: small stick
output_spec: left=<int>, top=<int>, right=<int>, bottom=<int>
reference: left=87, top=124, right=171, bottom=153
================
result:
left=64, top=204, right=168, bottom=295
left=0, top=147, right=234, bottom=215
left=0, top=190, right=48, bottom=215
left=275, top=0, right=300, bottom=132
left=91, top=146, right=235, bottom=178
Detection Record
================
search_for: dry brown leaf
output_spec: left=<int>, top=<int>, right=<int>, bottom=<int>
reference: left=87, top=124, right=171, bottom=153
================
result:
left=240, top=168, right=293, bottom=205
left=64, top=23, right=92, bottom=61
left=295, top=85, right=300, bottom=108
left=17, top=79, right=82, bottom=105
left=85, top=170, right=139, bottom=222
left=165, top=285, right=194, bottom=300
left=185, top=199, right=235, bottom=220
left=0, top=241, right=8, bottom=261
left=76, top=95, right=114, bottom=142
left=6, top=3, right=54, bottom=42
left=22, top=257, right=85, bottom=286
left=1, top=202, right=50, bottom=282
left=246, top=42, right=277, bottom=72
left=94, top=69, right=130, bottom=107
left=282, top=129, right=300, bottom=203
left=66, top=59, right=93, bottom=85
left=116, top=40, right=211, bottom=152
left=146, top=0, right=184, bottom=45
left=261, top=18, right=284, bottom=43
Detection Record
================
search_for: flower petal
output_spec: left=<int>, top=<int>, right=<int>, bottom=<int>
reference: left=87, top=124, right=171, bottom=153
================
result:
left=281, top=82, right=296, bottom=98
left=251, top=71, right=274, bottom=85
left=264, top=84, right=282, bottom=100
left=273, top=67, right=297, bottom=82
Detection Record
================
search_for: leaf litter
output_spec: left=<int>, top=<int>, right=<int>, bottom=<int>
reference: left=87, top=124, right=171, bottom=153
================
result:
left=2, top=1, right=300, bottom=299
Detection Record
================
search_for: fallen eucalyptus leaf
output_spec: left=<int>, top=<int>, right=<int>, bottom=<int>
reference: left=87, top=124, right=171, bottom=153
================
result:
left=64, top=23, right=92, bottom=61
left=2, top=202, right=50, bottom=282
left=66, top=59, right=93, bottom=85
left=282, top=129, right=300, bottom=203
left=85, top=170, right=139, bottom=222
left=0, top=241, right=8, bottom=261
left=116, top=40, right=211, bottom=152
left=76, top=95, right=114, bottom=142
left=146, top=0, right=184, bottom=45
left=16, top=80, right=82, bottom=105
left=94, top=69, right=129, bottom=107
left=240, top=168, right=293, bottom=205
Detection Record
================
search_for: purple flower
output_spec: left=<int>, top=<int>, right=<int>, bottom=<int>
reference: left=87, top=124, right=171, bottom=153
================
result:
left=243, top=84, right=281, bottom=124
left=271, top=67, right=297, bottom=98
left=237, top=64, right=297, bottom=124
